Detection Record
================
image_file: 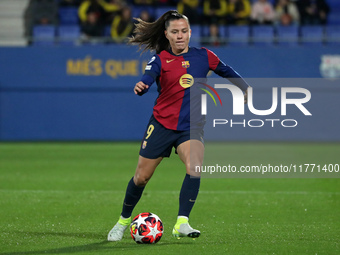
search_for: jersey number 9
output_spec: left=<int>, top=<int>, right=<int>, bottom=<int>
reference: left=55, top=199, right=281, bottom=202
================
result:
left=145, top=124, right=154, bottom=139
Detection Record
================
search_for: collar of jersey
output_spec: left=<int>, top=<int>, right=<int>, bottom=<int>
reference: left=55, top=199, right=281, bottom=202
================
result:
left=168, top=47, right=192, bottom=56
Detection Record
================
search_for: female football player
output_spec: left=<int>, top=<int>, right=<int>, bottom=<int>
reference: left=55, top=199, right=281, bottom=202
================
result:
left=108, top=10, right=249, bottom=241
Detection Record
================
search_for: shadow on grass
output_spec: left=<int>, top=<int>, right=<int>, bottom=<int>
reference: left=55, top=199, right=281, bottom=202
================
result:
left=1, top=231, right=194, bottom=255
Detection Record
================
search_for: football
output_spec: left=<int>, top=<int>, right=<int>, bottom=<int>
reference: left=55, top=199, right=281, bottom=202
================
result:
left=130, top=212, right=163, bottom=244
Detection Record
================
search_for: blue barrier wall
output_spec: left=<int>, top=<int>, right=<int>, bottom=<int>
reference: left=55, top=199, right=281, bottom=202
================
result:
left=0, top=45, right=339, bottom=141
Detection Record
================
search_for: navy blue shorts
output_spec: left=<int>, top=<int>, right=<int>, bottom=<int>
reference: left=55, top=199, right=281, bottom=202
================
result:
left=139, top=115, right=204, bottom=159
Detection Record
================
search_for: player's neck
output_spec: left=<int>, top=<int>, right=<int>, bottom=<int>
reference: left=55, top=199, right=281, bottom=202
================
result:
left=171, top=47, right=189, bottom=55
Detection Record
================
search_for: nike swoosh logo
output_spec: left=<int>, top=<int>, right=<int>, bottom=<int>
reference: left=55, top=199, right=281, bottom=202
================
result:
left=189, top=199, right=196, bottom=202
left=166, top=59, right=175, bottom=63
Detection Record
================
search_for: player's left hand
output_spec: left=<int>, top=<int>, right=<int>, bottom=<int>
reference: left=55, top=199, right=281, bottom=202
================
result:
left=244, top=87, right=249, bottom=104
left=134, top=81, right=149, bottom=95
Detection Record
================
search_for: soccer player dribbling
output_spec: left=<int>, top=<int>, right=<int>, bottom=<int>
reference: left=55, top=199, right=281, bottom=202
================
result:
left=108, top=10, right=250, bottom=241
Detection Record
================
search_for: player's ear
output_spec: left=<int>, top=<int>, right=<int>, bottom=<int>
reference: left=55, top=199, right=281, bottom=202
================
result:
left=165, top=30, right=168, bottom=40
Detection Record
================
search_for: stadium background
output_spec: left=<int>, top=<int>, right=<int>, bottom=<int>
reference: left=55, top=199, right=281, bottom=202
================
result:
left=1, top=1, right=340, bottom=142
left=0, top=2, right=339, bottom=255
left=1, top=43, right=340, bottom=141
left=0, top=45, right=340, bottom=141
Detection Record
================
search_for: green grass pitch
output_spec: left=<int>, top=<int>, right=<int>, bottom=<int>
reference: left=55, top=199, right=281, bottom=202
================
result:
left=0, top=142, right=339, bottom=255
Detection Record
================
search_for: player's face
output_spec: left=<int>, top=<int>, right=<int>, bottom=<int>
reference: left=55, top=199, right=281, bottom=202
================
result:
left=165, top=18, right=191, bottom=55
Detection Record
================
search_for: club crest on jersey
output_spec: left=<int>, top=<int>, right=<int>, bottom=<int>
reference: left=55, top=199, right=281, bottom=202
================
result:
left=142, top=141, right=147, bottom=149
left=182, top=61, right=190, bottom=68
left=179, top=74, right=194, bottom=88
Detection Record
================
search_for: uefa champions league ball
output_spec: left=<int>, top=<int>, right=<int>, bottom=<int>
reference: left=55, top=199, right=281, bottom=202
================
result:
left=130, top=212, right=163, bottom=244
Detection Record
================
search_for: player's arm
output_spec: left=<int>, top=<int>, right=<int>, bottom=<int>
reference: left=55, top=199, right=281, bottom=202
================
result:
left=214, top=61, right=250, bottom=91
left=205, top=48, right=250, bottom=91
left=134, top=55, right=161, bottom=96
left=134, top=73, right=155, bottom=96
left=216, top=63, right=250, bottom=104
left=205, top=48, right=250, bottom=103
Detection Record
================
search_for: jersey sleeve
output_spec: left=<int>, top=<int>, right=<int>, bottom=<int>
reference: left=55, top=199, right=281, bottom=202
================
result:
left=205, top=48, right=249, bottom=92
left=138, top=54, right=162, bottom=95
left=205, top=48, right=220, bottom=70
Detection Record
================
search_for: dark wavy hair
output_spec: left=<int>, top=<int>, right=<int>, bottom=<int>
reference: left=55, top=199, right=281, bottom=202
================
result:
left=128, top=10, right=190, bottom=54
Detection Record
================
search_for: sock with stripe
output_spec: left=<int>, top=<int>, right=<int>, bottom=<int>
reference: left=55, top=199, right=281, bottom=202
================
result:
left=121, top=177, right=145, bottom=219
left=178, top=174, right=201, bottom=218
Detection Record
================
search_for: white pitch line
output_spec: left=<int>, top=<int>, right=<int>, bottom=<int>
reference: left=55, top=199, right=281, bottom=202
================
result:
left=0, top=189, right=339, bottom=196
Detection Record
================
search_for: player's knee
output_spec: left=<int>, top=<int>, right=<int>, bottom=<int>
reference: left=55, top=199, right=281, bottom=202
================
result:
left=187, top=160, right=202, bottom=177
left=133, top=172, right=151, bottom=186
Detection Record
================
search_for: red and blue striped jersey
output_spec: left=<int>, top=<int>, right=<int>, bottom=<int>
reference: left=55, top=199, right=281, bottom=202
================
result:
left=140, top=47, right=248, bottom=131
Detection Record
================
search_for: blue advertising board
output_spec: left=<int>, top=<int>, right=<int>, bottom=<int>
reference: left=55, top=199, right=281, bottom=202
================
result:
left=0, top=45, right=339, bottom=141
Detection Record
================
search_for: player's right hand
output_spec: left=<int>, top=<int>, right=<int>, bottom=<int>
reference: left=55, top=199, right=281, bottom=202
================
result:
left=134, top=81, right=149, bottom=95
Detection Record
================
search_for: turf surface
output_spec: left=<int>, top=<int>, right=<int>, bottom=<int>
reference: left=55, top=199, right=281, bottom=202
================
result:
left=0, top=142, right=339, bottom=255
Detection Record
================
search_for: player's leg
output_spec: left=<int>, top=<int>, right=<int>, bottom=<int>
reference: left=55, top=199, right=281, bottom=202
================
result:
left=108, top=114, right=175, bottom=241
left=177, top=139, right=204, bottom=177
left=173, top=139, right=204, bottom=238
left=108, top=156, right=162, bottom=241
left=123, top=155, right=163, bottom=218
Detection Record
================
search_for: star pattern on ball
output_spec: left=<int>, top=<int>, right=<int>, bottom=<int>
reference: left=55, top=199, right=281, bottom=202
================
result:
left=133, top=230, right=145, bottom=243
left=130, top=213, right=163, bottom=244
left=146, top=224, right=162, bottom=240
left=135, top=214, right=146, bottom=227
